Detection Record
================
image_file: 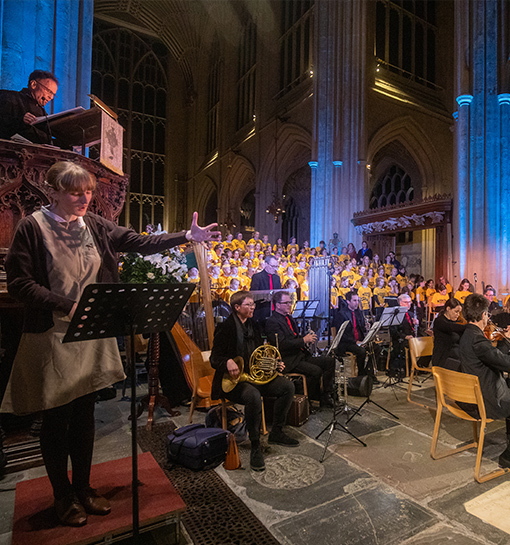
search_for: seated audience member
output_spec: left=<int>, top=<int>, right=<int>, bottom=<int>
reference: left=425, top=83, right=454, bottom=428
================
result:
left=432, top=298, right=466, bottom=369
left=210, top=292, right=298, bottom=472
left=333, top=292, right=374, bottom=379
left=459, top=294, right=510, bottom=468
left=265, top=291, right=336, bottom=407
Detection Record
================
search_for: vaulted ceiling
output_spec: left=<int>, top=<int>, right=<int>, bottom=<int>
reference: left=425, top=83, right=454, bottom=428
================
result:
left=94, top=0, right=259, bottom=92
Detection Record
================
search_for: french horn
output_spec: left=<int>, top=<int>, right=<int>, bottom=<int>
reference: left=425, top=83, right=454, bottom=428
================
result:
left=222, top=343, right=281, bottom=393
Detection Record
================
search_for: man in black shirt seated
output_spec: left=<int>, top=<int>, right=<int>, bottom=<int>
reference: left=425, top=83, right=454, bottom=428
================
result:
left=389, top=294, right=421, bottom=375
left=0, top=70, right=59, bottom=144
left=265, top=291, right=336, bottom=407
left=210, top=291, right=298, bottom=473
left=332, top=291, right=373, bottom=379
left=459, top=294, right=510, bottom=467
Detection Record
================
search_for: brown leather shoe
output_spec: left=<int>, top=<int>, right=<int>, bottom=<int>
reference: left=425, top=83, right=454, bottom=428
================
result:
left=76, top=486, right=111, bottom=515
left=55, top=493, right=87, bottom=527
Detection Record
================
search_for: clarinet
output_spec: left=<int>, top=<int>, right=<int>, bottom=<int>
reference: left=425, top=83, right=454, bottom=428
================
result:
left=413, top=304, right=418, bottom=337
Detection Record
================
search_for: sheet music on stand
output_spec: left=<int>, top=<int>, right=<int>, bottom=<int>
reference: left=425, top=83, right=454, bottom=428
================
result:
left=327, top=320, right=349, bottom=356
left=379, top=307, right=408, bottom=329
left=358, top=321, right=382, bottom=347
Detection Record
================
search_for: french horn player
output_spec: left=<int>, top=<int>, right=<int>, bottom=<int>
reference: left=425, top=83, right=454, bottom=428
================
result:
left=210, top=291, right=299, bottom=473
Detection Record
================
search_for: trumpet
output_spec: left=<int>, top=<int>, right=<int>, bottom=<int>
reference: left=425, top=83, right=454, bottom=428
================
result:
left=222, top=343, right=281, bottom=393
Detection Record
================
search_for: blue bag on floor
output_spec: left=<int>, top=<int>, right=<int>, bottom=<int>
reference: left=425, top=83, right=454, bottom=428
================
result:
left=166, top=423, right=228, bottom=470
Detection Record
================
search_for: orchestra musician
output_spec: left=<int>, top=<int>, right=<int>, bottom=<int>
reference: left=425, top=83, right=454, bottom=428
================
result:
left=0, top=161, right=219, bottom=527
left=388, top=294, right=421, bottom=375
left=332, top=292, right=375, bottom=380
left=459, top=294, right=510, bottom=468
left=210, top=292, right=298, bottom=473
left=0, top=69, right=58, bottom=144
left=250, top=254, right=281, bottom=326
left=431, top=297, right=466, bottom=370
left=265, top=291, right=336, bottom=407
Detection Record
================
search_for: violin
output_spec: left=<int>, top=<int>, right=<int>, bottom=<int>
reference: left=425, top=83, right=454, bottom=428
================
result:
left=484, top=320, right=510, bottom=347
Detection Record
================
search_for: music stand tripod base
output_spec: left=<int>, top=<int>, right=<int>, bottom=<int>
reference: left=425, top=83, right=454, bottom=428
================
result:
left=316, top=396, right=367, bottom=463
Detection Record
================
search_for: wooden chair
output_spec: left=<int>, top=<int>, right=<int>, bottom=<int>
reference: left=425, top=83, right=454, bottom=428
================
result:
left=430, top=366, right=510, bottom=483
left=407, top=336, right=434, bottom=408
left=221, top=397, right=268, bottom=436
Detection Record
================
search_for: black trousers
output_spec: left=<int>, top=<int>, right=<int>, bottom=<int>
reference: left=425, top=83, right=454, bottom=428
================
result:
left=336, top=343, right=368, bottom=375
left=40, top=392, right=97, bottom=500
left=289, top=356, right=336, bottom=400
left=225, top=376, right=294, bottom=443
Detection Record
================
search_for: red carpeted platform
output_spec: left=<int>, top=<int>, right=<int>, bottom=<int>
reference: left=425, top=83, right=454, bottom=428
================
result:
left=12, top=451, right=186, bottom=545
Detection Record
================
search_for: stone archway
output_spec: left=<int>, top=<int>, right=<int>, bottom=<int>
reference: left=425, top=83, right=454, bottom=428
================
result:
left=282, top=165, right=311, bottom=244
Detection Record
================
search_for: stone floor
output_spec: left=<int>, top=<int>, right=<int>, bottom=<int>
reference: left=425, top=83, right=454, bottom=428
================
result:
left=1, top=374, right=510, bottom=545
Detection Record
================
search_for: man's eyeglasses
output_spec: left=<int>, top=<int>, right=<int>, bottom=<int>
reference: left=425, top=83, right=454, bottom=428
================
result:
left=278, top=300, right=293, bottom=305
left=37, top=80, right=57, bottom=99
left=241, top=302, right=256, bottom=308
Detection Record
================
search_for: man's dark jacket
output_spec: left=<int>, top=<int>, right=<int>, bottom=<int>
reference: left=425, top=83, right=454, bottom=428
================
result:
left=209, top=312, right=263, bottom=400
left=333, top=306, right=366, bottom=346
left=459, top=324, right=510, bottom=419
left=265, top=311, right=310, bottom=372
left=250, top=269, right=281, bottom=323
left=0, top=88, right=51, bottom=143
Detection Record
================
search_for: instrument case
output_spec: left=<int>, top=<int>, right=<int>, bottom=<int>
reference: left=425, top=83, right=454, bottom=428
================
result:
left=166, top=423, right=228, bottom=470
left=286, top=394, right=310, bottom=426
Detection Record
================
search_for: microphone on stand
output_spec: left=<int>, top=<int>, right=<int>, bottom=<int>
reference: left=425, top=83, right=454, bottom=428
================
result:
left=474, top=272, right=478, bottom=293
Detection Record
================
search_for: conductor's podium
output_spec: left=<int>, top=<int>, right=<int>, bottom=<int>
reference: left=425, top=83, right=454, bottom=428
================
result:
left=11, top=452, right=185, bottom=545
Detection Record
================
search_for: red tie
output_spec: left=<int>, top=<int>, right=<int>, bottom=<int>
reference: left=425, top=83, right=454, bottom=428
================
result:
left=286, top=316, right=297, bottom=336
left=406, top=313, right=413, bottom=327
left=269, top=274, right=274, bottom=309
left=353, top=311, right=359, bottom=342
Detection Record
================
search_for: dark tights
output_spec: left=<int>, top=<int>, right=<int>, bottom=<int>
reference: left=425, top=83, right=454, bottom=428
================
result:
left=40, top=392, right=96, bottom=500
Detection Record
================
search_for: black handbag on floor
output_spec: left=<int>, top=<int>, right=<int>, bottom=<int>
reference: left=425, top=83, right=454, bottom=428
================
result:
left=166, top=423, right=228, bottom=470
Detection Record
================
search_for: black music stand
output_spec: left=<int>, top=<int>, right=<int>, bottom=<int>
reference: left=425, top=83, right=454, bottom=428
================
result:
left=379, top=307, right=409, bottom=392
left=345, top=312, right=401, bottom=425
left=64, top=282, right=194, bottom=543
left=316, top=321, right=367, bottom=462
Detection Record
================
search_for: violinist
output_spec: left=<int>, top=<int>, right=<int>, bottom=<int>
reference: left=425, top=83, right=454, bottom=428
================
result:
left=459, top=294, right=510, bottom=468
left=489, top=313, right=510, bottom=356
left=431, top=298, right=466, bottom=369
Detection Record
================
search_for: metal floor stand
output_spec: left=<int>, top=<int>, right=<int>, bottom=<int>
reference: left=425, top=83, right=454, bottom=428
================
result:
left=316, top=357, right=367, bottom=463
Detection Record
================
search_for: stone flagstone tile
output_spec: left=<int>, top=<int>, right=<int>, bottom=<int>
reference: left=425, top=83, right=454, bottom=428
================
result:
left=271, top=482, right=437, bottom=545
left=332, top=425, right=479, bottom=502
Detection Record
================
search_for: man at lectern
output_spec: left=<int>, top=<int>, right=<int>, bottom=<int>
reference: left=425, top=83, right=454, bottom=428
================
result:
left=1, top=161, right=219, bottom=527
left=0, top=69, right=59, bottom=143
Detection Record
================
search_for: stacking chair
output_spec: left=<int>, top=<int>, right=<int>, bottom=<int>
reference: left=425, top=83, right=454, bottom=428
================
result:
left=407, top=336, right=434, bottom=408
left=430, top=366, right=510, bottom=483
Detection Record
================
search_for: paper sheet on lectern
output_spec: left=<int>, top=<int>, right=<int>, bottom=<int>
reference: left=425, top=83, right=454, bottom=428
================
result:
left=100, top=110, right=124, bottom=175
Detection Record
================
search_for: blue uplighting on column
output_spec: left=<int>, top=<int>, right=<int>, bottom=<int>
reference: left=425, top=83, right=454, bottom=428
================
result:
left=0, top=0, right=93, bottom=112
